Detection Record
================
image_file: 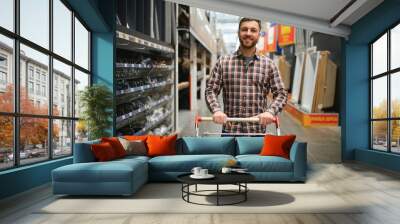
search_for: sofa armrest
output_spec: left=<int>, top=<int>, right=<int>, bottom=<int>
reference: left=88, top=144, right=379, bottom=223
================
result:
left=73, top=140, right=100, bottom=163
left=289, top=141, right=307, bottom=181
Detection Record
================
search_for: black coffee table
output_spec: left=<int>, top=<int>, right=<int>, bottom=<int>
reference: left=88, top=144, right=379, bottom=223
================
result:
left=177, top=172, right=255, bottom=206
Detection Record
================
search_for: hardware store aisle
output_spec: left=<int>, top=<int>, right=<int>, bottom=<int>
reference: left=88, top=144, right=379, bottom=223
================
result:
left=178, top=100, right=341, bottom=163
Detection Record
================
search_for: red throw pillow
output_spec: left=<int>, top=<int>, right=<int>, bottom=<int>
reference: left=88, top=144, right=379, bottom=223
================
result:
left=146, top=134, right=177, bottom=157
left=101, top=137, right=127, bottom=158
left=124, top=135, right=148, bottom=141
left=91, top=142, right=117, bottom=161
left=260, top=135, right=296, bottom=159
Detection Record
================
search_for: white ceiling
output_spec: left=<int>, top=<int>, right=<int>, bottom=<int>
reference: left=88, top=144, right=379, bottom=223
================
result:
left=167, top=0, right=384, bottom=37
left=225, top=0, right=352, bottom=22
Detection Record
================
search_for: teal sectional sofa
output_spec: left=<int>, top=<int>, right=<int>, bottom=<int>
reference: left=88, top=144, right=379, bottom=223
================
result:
left=52, top=137, right=307, bottom=196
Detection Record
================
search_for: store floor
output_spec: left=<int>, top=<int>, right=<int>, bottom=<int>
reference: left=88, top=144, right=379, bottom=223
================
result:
left=178, top=100, right=341, bottom=163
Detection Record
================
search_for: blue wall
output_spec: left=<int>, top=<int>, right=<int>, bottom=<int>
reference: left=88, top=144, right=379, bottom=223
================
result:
left=0, top=0, right=115, bottom=200
left=91, top=0, right=116, bottom=136
left=343, top=0, right=400, bottom=171
left=0, top=158, right=72, bottom=199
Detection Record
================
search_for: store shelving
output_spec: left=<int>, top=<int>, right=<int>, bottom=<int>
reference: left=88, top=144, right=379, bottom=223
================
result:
left=116, top=25, right=174, bottom=55
left=115, top=24, right=176, bottom=136
left=116, top=95, right=173, bottom=130
left=157, top=124, right=174, bottom=136
left=116, top=81, right=173, bottom=104
left=134, top=111, right=173, bottom=135
left=116, top=80, right=173, bottom=96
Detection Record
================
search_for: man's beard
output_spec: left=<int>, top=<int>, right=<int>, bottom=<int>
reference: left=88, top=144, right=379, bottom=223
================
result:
left=239, top=37, right=258, bottom=49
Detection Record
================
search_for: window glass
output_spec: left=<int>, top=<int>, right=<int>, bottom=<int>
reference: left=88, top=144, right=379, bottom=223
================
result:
left=0, top=0, right=14, bottom=31
left=391, top=72, right=400, bottom=118
left=391, top=24, right=400, bottom=70
left=53, top=59, right=72, bottom=117
left=20, top=117, right=49, bottom=165
left=75, top=120, right=88, bottom=143
left=372, top=33, right=387, bottom=76
left=372, top=76, right=387, bottom=119
left=53, top=119, right=72, bottom=158
left=53, top=0, right=72, bottom=60
left=74, top=18, right=89, bottom=70
left=20, top=44, right=49, bottom=115
left=20, top=0, right=49, bottom=49
left=74, top=69, right=89, bottom=118
left=0, top=116, right=13, bottom=170
left=372, top=121, right=388, bottom=151
left=391, top=121, right=400, bottom=153
left=0, top=35, right=14, bottom=113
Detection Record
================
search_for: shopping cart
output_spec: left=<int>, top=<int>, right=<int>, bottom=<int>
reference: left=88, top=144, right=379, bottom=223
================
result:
left=194, top=115, right=281, bottom=137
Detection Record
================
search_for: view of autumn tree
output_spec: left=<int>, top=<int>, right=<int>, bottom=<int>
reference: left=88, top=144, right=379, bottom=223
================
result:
left=0, top=84, right=59, bottom=152
left=373, top=99, right=400, bottom=142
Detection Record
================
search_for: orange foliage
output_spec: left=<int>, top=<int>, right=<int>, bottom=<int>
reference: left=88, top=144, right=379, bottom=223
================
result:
left=0, top=84, right=59, bottom=149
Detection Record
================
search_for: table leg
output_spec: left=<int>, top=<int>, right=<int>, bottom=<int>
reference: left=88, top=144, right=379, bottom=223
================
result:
left=217, top=184, right=219, bottom=206
left=195, top=184, right=197, bottom=192
left=181, top=184, right=183, bottom=199
left=187, top=184, right=190, bottom=202
left=245, top=183, right=247, bottom=201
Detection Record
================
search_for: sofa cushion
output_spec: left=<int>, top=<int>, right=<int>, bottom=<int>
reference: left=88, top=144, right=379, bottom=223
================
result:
left=236, top=155, right=293, bottom=172
left=260, top=135, right=296, bottom=159
left=52, top=159, right=147, bottom=183
left=178, top=137, right=235, bottom=155
left=147, top=134, right=177, bottom=157
left=101, top=137, right=127, bottom=158
left=118, top=138, right=147, bottom=156
left=235, top=137, right=264, bottom=155
left=91, top=142, right=118, bottom=161
left=148, top=154, right=235, bottom=172
left=124, top=135, right=148, bottom=141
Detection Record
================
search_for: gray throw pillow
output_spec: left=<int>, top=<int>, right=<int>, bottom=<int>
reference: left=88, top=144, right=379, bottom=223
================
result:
left=118, top=137, right=147, bottom=156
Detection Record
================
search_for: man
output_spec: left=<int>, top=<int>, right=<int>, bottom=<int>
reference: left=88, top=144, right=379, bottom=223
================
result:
left=205, top=17, right=287, bottom=135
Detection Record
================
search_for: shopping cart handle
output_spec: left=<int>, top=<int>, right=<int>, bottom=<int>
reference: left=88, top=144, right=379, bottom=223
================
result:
left=195, top=115, right=280, bottom=127
left=194, top=115, right=281, bottom=137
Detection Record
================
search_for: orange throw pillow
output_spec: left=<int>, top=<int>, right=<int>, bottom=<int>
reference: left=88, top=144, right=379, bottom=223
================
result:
left=260, top=135, right=296, bottom=159
left=101, top=137, right=127, bottom=158
left=91, top=142, right=117, bottom=161
left=124, top=135, right=148, bottom=141
left=146, top=134, right=177, bottom=157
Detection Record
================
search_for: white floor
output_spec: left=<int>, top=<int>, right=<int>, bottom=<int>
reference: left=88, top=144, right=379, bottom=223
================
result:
left=1, top=163, right=400, bottom=224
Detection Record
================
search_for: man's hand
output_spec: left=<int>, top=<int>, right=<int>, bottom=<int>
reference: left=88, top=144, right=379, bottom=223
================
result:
left=212, top=111, right=227, bottom=124
left=257, top=112, right=275, bottom=126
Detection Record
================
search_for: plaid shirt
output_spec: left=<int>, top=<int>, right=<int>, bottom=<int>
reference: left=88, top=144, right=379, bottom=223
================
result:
left=205, top=49, right=288, bottom=134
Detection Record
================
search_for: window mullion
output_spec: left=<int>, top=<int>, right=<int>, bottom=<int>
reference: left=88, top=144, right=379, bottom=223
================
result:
left=370, top=45, right=373, bottom=149
left=71, top=10, right=76, bottom=153
left=48, top=0, right=54, bottom=160
left=388, top=29, right=391, bottom=152
left=14, top=0, right=20, bottom=166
